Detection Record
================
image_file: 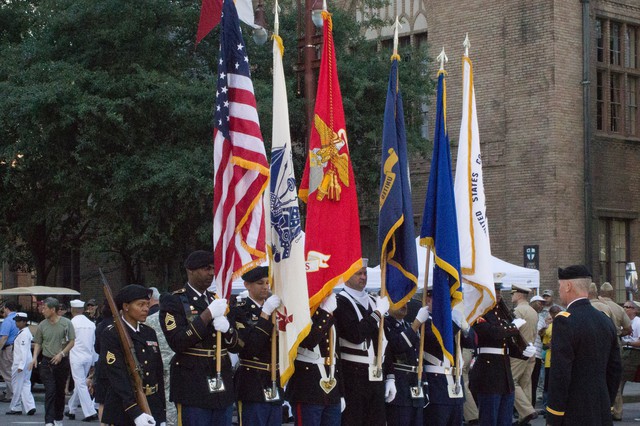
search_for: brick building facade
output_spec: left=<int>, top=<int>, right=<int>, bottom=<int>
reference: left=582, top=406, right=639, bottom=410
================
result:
left=359, top=0, right=640, bottom=300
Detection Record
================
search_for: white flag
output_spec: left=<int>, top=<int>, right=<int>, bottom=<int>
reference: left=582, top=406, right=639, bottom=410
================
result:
left=454, top=54, right=496, bottom=324
left=269, top=33, right=312, bottom=386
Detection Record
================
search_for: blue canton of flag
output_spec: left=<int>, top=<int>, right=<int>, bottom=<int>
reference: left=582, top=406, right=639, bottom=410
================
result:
left=419, top=70, right=463, bottom=365
left=378, top=57, right=418, bottom=309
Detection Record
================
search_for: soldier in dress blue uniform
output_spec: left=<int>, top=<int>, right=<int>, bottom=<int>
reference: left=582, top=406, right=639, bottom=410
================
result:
left=469, top=284, right=523, bottom=426
left=422, top=290, right=475, bottom=426
left=231, top=265, right=283, bottom=426
left=101, top=285, right=166, bottom=426
left=384, top=299, right=429, bottom=426
left=334, top=260, right=393, bottom=426
left=159, top=250, right=239, bottom=426
left=286, top=293, right=343, bottom=425
left=546, top=265, right=621, bottom=426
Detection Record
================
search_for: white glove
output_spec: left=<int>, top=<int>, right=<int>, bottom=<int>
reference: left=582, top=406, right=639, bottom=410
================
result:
left=415, top=306, right=429, bottom=324
left=512, top=318, right=526, bottom=329
left=340, top=397, right=346, bottom=412
left=262, top=295, right=281, bottom=315
left=160, top=423, right=166, bottom=426
left=207, top=298, right=227, bottom=318
left=451, top=309, right=470, bottom=333
left=375, top=295, right=390, bottom=316
left=320, top=293, right=337, bottom=313
left=523, top=343, right=536, bottom=358
left=213, top=316, right=230, bottom=333
left=384, top=378, right=397, bottom=403
left=134, top=413, right=156, bottom=426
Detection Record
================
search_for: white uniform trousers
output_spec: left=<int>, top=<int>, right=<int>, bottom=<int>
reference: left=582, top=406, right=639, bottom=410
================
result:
left=68, top=357, right=97, bottom=418
left=9, top=366, right=35, bottom=413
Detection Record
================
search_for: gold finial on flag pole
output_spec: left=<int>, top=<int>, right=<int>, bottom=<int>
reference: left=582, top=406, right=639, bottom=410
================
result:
left=463, top=33, right=470, bottom=57
left=437, top=47, right=448, bottom=71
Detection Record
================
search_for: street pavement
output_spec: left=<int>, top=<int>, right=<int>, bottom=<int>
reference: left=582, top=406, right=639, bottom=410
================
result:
left=3, top=382, right=640, bottom=425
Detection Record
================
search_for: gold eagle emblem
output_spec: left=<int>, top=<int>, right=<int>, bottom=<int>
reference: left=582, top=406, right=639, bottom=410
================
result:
left=313, top=115, right=350, bottom=201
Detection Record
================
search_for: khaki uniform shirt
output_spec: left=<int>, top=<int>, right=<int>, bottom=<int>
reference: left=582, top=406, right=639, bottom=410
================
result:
left=600, top=296, right=631, bottom=335
left=514, top=301, right=538, bottom=344
left=590, top=298, right=614, bottom=318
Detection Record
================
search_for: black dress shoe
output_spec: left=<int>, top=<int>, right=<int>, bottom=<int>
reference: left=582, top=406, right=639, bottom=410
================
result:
left=518, top=412, right=538, bottom=425
left=27, top=408, right=36, bottom=415
left=0, top=397, right=12, bottom=403
left=65, top=411, right=76, bottom=420
left=83, top=414, right=99, bottom=422
left=6, top=410, right=22, bottom=415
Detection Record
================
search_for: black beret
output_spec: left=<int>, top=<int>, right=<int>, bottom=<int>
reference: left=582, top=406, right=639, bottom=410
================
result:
left=558, top=265, right=592, bottom=280
left=115, top=285, right=152, bottom=309
left=184, top=250, right=214, bottom=270
left=241, top=266, right=269, bottom=283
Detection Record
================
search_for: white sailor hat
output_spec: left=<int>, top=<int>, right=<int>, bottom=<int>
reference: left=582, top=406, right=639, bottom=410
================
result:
left=13, top=312, right=28, bottom=321
left=510, top=284, right=531, bottom=294
left=70, top=299, right=85, bottom=308
left=530, top=295, right=545, bottom=303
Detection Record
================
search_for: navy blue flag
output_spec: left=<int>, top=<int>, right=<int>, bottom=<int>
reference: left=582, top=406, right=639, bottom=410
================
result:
left=378, top=57, right=419, bottom=309
left=419, top=70, right=463, bottom=365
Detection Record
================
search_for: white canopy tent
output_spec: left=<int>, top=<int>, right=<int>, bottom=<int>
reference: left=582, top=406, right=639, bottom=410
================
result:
left=365, top=238, right=539, bottom=292
left=0, top=286, right=81, bottom=296
left=224, top=237, right=539, bottom=295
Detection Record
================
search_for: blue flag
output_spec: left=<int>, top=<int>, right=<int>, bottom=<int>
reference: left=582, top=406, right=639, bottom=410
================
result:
left=419, top=71, right=463, bottom=365
left=379, top=58, right=419, bottom=309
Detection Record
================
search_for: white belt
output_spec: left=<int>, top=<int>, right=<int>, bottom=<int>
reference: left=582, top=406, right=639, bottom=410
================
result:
left=340, top=353, right=372, bottom=365
left=477, top=347, right=507, bottom=355
left=296, top=347, right=327, bottom=365
left=425, top=365, right=455, bottom=375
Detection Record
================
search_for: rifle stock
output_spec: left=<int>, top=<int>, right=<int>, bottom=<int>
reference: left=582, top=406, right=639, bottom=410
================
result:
left=496, top=298, right=528, bottom=354
left=99, top=269, right=151, bottom=415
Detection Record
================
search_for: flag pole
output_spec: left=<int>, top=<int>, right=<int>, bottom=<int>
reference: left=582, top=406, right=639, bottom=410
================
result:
left=376, top=256, right=387, bottom=377
left=415, top=246, right=431, bottom=393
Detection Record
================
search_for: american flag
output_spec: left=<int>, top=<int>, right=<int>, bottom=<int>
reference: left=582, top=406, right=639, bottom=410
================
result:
left=213, top=0, right=269, bottom=299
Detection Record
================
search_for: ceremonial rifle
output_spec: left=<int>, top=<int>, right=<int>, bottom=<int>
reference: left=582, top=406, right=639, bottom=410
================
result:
left=496, top=298, right=528, bottom=354
left=99, top=268, right=151, bottom=415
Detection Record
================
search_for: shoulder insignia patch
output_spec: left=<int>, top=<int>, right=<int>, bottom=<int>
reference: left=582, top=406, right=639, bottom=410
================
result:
left=165, top=313, right=176, bottom=331
left=106, top=324, right=115, bottom=331
left=556, top=311, right=570, bottom=318
left=236, top=322, right=245, bottom=329
left=106, top=351, right=116, bottom=365
left=172, top=288, right=186, bottom=295
left=235, top=299, right=246, bottom=307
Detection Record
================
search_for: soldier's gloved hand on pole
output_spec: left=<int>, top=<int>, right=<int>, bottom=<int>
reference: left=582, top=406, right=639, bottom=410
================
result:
left=522, top=343, right=536, bottom=358
left=415, top=306, right=430, bottom=324
left=262, top=294, right=282, bottom=315
left=452, top=309, right=470, bottom=335
left=134, top=413, right=156, bottom=426
left=340, top=397, right=346, bottom=412
left=320, top=293, right=337, bottom=313
left=511, top=318, right=526, bottom=329
left=384, top=377, right=397, bottom=403
left=207, top=298, right=227, bottom=319
left=213, top=316, right=230, bottom=333
left=375, top=295, right=390, bottom=316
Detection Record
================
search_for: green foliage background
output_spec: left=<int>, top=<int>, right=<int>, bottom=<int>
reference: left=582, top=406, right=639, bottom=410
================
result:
left=0, top=0, right=433, bottom=288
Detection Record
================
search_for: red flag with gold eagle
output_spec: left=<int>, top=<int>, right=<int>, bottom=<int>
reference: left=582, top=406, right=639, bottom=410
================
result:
left=299, top=9, right=362, bottom=310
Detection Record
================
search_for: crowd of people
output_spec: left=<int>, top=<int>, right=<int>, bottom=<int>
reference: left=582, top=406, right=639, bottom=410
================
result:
left=0, top=254, right=630, bottom=426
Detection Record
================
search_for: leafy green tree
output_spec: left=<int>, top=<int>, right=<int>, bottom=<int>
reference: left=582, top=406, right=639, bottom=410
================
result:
left=0, top=0, right=433, bottom=286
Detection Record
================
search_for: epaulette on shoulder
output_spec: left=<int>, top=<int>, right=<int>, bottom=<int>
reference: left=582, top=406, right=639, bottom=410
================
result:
left=556, top=311, right=570, bottom=318
left=172, top=288, right=186, bottom=295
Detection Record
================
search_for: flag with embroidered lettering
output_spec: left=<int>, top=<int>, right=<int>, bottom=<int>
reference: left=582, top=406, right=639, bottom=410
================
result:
left=212, top=0, right=269, bottom=299
left=270, top=31, right=312, bottom=386
left=454, top=54, right=496, bottom=325
left=379, top=56, right=418, bottom=308
left=298, top=10, right=362, bottom=311
left=419, top=70, right=462, bottom=365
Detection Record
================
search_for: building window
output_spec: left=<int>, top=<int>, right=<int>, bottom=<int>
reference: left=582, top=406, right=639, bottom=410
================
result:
left=599, top=218, right=630, bottom=302
left=595, top=18, right=640, bottom=137
left=597, top=19, right=604, bottom=62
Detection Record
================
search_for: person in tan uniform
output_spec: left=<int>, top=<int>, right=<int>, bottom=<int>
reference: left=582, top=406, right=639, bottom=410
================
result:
left=510, top=284, right=539, bottom=425
left=588, top=283, right=613, bottom=317
left=600, top=281, right=631, bottom=420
